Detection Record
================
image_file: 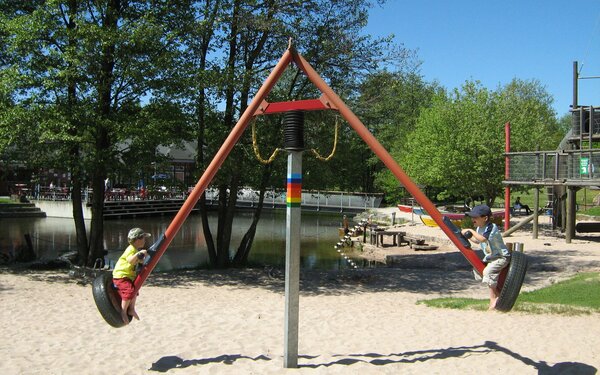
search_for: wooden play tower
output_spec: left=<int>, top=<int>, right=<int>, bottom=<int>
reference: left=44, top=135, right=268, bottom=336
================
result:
left=504, top=61, right=600, bottom=242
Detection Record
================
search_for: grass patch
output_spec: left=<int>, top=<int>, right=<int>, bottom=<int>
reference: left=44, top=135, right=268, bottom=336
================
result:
left=582, top=206, right=600, bottom=217
left=0, top=198, right=13, bottom=204
left=418, top=297, right=489, bottom=311
left=418, top=272, right=600, bottom=315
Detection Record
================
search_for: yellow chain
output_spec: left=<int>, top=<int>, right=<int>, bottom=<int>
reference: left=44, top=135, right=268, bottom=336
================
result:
left=310, top=116, right=339, bottom=161
left=252, top=115, right=339, bottom=163
left=252, top=118, right=282, bottom=164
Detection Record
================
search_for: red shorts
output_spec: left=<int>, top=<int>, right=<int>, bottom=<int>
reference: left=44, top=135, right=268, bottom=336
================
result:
left=113, top=278, right=137, bottom=301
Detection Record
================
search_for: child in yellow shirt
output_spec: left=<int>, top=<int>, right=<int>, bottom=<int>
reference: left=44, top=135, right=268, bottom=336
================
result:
left=112, top=228, right=150, bottom=324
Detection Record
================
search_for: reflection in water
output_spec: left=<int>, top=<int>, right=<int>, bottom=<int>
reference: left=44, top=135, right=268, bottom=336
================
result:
left=0, top=211, right=356, bottom=271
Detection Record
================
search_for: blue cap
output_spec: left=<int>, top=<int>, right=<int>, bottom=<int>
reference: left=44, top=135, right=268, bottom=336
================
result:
left=466, top=204, right=492, bottom=218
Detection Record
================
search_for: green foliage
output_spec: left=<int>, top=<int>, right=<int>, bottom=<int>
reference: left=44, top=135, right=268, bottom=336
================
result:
left=0, top=1, right=190, bottom=262
left=557, top=113, right=572, bottom=136
left=355, top=70, right=439, bottom=197
left=397, top=79, right=563, bottom=205
left=494, top=187, right=598, bottom=212
left=0, top=1, right=185, bottom=174
left=583, top=206, right=600, bottom=216
left=460, top=215, right=473, bottom=229
left=419, top=272, right=600, bottom=315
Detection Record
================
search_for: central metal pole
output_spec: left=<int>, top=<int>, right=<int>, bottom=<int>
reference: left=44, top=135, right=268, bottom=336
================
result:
left=284, top=151, right=302, bottom=368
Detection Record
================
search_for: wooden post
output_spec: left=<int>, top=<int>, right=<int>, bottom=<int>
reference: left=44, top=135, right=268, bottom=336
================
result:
left=566, top=187, right=574, bottom=243
left=532, top=188, right=539, bottom=239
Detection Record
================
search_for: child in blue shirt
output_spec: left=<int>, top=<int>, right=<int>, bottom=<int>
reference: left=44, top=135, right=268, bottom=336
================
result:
left=462, top=205, right=511, bottom=310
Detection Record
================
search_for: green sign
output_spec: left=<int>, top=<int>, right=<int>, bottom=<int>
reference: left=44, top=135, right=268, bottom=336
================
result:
left=581, top=157, right=590, bottom=175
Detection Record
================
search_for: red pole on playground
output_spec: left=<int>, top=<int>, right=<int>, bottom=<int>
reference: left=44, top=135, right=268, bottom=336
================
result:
left=133, top=49, right=294, bottom=290
left=504, top=122, right=511, bottom=231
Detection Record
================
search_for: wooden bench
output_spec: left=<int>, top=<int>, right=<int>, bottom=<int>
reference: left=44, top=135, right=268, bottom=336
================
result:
left=371, top=230, right=406, bottom=247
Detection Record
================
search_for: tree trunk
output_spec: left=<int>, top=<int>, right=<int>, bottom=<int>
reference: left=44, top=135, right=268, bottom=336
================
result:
left=232, top=164, right=271, bottom=266
left=193, top=0, right=221, bottom=268
left=215, top=185, right=230, bottom=267
left=215, top=172, right=240, bottom=267
left=66, top=0, right=89, bottom=266
left=88, top=0, right=119, bottom=265
left=199, top=193, right=217, bottom=264
left=88, top=171, right=106, bottom=265
left=71, top=169, right=89, bottom=265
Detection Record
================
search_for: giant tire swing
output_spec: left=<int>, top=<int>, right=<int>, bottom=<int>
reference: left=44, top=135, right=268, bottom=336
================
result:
left=93, top=237, right=162, bottom=328
left=443, top=216, right=528, bottom=312
left=92, top=45, right=528, bottom=365
left=92, top=272, right=132, bottom=328
left=495, top=250, right=528, bottom=311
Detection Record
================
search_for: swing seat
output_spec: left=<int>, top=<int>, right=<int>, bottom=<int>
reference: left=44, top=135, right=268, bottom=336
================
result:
left=92, top=272, right=132, bottom=328
left=495, top=251, right=528, bottom=312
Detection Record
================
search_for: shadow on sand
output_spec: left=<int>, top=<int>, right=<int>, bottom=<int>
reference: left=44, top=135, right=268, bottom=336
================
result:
left=147, top=341, right=596, bottom=374
left=149, top=354, right=271, bottom=372
left=304, top=340, right=597, bottom=374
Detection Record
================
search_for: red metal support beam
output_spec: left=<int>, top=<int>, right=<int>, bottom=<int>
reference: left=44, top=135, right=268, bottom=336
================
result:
left=134, top=49, right=294, bottom=289
left=135, top=45, right=490, bottom=291
left=290, top=49, right=486, bottom=274
left=255, top=98, right=330, bottom=115
left=504, top=122, right=511, bottom=231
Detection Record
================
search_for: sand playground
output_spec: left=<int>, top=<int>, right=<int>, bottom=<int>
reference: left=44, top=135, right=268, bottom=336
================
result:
left=1, top=207, right=600, bottom=374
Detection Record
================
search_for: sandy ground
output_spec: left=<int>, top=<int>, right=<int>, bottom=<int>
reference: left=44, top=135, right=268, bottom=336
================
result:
left=1, top=207, right=600, bottom=374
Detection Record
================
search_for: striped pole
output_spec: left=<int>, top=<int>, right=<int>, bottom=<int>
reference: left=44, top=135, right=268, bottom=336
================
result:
left=284, top=152, right=302, bottom=368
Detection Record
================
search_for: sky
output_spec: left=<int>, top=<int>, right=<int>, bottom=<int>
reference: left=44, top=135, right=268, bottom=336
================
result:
left=364, top=0, right=600, bottom=116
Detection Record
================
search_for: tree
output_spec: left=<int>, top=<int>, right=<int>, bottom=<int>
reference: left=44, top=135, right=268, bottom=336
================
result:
left=167, top=0, right=410, bottom=268
left=398, top=79, right=563, bottom=206
left=495, top=79, right=563, bottom=151
left=0, top=1, right=184, bottom=265
left=1, top=0, right=418, bottom=269
left=353, top=70, right=440, bottom=200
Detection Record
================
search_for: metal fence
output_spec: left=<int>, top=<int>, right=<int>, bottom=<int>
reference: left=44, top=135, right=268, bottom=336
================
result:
left=26, top=185, right=384, bottom=210
left=571, top=106, right=600, bottom=136
left=506, top=149, right=600, bottom=184
left=206, top=188, right=383, bottom=211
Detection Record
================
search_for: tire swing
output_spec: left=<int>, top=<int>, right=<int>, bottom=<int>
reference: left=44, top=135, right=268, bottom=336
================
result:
left=92, top=272, right=132, bottom=328
left=494, top=250, right=528, bottom=312
left=443, top=216, right=528, bottom=312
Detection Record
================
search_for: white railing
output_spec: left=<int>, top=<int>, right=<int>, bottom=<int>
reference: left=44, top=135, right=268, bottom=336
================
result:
left=205, top=187, right=383, bottom=211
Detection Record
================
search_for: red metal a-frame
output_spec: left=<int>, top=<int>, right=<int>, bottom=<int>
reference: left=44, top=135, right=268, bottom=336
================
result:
left=134, top=46, right=486, bottom=291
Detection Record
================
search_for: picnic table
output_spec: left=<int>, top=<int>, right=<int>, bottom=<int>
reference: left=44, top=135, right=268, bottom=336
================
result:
left=370, top=229, right=407, bottom=247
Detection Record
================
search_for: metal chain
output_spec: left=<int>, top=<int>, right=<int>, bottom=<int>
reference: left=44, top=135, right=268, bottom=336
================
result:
left=252, top=118, right=282, bottom=164
left=252, top=116, right=339, bottom=163
left=310, top=116, right=339, bottom=161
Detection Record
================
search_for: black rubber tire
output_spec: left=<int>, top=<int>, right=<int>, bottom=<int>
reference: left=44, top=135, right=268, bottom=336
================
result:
left=495, top=251, right=528, bottom=312
left=92, top=272, right=130, bottom=328
left=575, top=221, right=600, bottom=233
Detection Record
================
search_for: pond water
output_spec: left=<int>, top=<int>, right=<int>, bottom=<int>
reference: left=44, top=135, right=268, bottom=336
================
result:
left=1, top=210, right=372, bottom=271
